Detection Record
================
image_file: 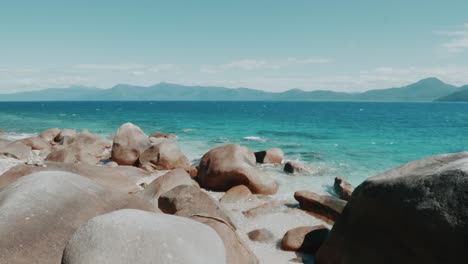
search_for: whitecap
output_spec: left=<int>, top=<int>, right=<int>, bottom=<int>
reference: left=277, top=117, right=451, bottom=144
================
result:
left=243, top=136, right=267, bottom=143
left=182, top=128, right=194, bottom=132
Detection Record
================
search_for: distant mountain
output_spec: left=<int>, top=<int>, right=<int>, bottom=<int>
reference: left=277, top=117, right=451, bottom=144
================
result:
left=435, top=85, right=468, bottom=102
left=0, top=78, right=462, bottom=102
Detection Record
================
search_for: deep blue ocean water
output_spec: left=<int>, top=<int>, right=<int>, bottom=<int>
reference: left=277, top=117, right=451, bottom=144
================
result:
left=1, top=101, right=468, bottom=196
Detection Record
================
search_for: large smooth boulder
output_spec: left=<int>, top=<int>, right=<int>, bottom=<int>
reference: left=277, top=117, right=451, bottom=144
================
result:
left=159, top=185, right=235, bottom=229
left=62, top=209, right=226, bottom=264
left=280, top=225, right=329, bottom=254
left=138, top=168, right=197, bottom=205
left=46, top=130, right=110, bottom=165
left=0, top=162, right=151, bottom=193
left=138, top=141, right=190, bottom=170
left=219, top=185, right=252, bottom=204
left=38, top=128, right=61, bottom=142
left=111, top=123, right=150, bottom=165
left=254, top=148, right=284, bottom=164
left=0, top=141, right=32, bottom=160
left=333, top=177, right=354, bottom=201
left=316, top=152, right=468, bottom=264
left=294, top=191, right=346, bottom=224
left=0, top=172, right=155, bottom=264
left=191, top=215, right=258, bottom=264
left=197, top=144, right=278, bottom=195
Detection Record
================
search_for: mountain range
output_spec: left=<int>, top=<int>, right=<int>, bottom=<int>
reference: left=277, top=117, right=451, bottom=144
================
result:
left=0, top=77, right=466, bottom=102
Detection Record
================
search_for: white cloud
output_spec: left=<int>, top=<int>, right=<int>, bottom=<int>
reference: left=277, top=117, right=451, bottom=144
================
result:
left=200, top=57, right=330, bottom=73
left=437, top=23, right=468, bottom=53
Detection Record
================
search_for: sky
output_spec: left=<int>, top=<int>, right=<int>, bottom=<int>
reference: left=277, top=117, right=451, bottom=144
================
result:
left=1, top=0, right=468, bottom=93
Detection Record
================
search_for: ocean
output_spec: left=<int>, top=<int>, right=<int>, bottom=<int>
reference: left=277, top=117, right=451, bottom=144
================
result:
left=1, top=101, right=468, bottom=198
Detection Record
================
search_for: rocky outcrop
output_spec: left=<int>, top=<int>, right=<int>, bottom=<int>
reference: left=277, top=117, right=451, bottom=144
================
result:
left=254, top=148, right=284, bottom=164
left=62, top=209, right=226, bottom=264
left=138, top=168, right=197, bottom=205
left=158, top=185, right=235, bottom=228
left=197, top=144, right=278, bottom=195
left=284, top=161, right=315, bottom=174
left=294, top=191, right=346, bottom=224
left=280, top=225, right=329, bottom=254
left=0, top=162, right=151, bottom=193
left=138, top=141, right=190, bottom=170
left=316, top=152, right=468, bottom=264
left=247, top=228, right=275, bottom=243
left=111, top=123, right=150, bottom=166
left=0, top=172, right=155, bottom=264
left=333, top=177, right=354, bottom=201
left=219, top=185, right=252, bottom=204
left=46, top=130, right=110, bottom=165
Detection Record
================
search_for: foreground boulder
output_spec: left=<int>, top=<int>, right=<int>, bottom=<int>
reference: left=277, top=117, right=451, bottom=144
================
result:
left=138, top=141, right=190, bottom=170
left=316, top=152, right=468, bottom=264
left=62, top=209, right=225, bottom=264
left=191, top=215, right=258, bottom=264
left=46, top=130, right=110, bottom=165
left=294, top=191, right=346, bottom=224
left=0, top=172, right=155, bottom=264
left=254, top=148, right=284, bottom=164
left=158, top=185, right=235, bottom=228
left=197, top=144, right=278, bottom=195
left=138, top=168, right=197, bottom=205
left=111, top=123, right=150, bottom=165
left=0, top=162, right=151, bottom=193
left=333, top=177, right=354, bottom=201
left=280, top=225, right=329, bottom=254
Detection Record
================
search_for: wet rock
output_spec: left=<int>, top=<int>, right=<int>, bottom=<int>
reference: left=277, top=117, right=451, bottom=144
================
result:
left=254, top=148, right=284, bottom=164
left=158, top=184, right=235, bottom=229
left=220, top=185, right=252, bottom=204
left=280, top=225, right=329, bottom=254
left=316, top=152, right=468, bottom=264
left=294, top=191, right=346, bottom=224
left=247, top=228, right=275, bottom=243
left=284, top=161, right=315, bottom=174
left=111, top=123, right=150, bottom=166
left=139, top=141, right=190, bottom=170
left=197, top=144, right=278, bottom=195
left=62, top=209, right=225, bottom=264
left=333, top=177, right=354, bottom=201
left=0, top=172, right=155, bottom=264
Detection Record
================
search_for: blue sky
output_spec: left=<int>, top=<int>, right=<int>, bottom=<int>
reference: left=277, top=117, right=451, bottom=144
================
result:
left=1, top=0, right=468, bottom=92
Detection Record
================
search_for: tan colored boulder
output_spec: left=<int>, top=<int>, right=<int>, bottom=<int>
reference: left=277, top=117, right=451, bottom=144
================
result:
left=149, top=132, right=177, bottom=140
left=38, top=128, right=61, bottom=142
left=254, top=148, right=284, bottom=164
left=0, top=141, right=32, bottom=160
left=197, top=144, right=278, bottom=195
left=54, top=128, right=77, bottom=143
left=111, top=123, right=150, bottom=165
left=138, top=168, right=197, bottom=205
left=333, top=177, right=354, bottom=201
left=192, top=215, right=258, bottom=264
left=0, top=162, right=151, bottom=193
left=294, top=191, right=346, bottom=224
left=17, top=137, right=51, bottom=151
left=46, top=130, right=110, bottom=165
left=280, top=225, right=329, bottom=253
left=284, top=161, right=315, bottom=174
left=220, top=185, right=252, bottom=204
left=0, top=171, right=155, bottom=264
left=139, top=141, right=190, bottom=170
left=62, top=209, right=225, bottom=264
left=158, top=184, right=235, bottom=229
left=247, top=228, right=275, bottom=243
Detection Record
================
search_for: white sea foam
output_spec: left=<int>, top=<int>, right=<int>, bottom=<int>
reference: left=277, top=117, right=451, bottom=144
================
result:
left=0, top=132, right=37, bottom=141
left=243, top=136, right=267, bottom=143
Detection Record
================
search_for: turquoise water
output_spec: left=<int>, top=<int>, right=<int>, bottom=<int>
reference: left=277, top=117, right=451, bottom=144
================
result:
left=1, top=101, right=468, bottom=195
